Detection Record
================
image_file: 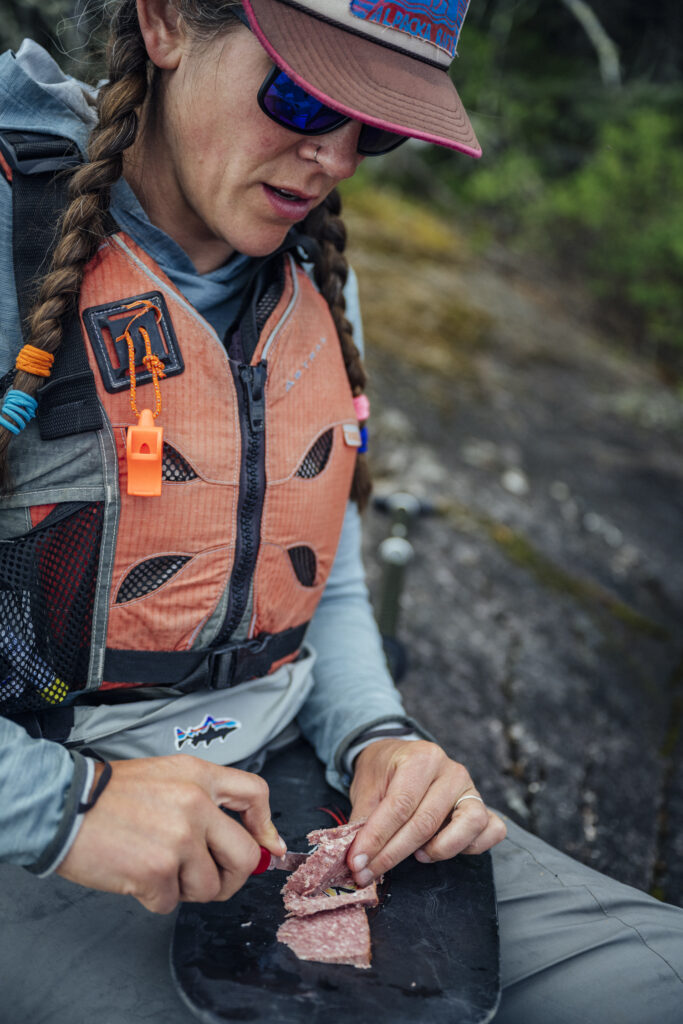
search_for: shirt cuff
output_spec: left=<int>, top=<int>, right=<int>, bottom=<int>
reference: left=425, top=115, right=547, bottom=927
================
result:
left=332, top=715, right=436, bottom=792
left=25, top=753, right=94, bottom=877
left=341, top=723, right=423, bottom=776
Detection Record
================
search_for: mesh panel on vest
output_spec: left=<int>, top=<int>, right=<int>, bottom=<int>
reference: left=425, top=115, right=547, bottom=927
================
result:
left=296, top=429, right=334, bottom=479
left=288, top=546, right=317, bottom=587
left=0, top=503, right=103, bottom=713
left=116, top=554, right=192, bottom=603
left=162, top=443, right=198, bottom=482
left=255, top=281, right=281, bottom=334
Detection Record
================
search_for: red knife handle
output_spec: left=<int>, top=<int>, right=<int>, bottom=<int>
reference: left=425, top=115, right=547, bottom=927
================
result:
left=253, top=846, right=271, bottom=875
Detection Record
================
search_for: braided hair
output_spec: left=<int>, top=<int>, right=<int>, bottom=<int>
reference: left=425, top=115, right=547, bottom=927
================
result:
left=0, top=0, right=371, bottom=507
left=301, top=192, right=371, bottom=509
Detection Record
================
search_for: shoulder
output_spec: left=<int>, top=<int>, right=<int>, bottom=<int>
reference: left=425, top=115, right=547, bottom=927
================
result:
left=0, top=41, right=94, bottom=153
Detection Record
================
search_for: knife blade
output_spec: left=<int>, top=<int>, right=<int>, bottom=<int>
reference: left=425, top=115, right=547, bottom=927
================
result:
left=253, top=846, right=308, bottom=875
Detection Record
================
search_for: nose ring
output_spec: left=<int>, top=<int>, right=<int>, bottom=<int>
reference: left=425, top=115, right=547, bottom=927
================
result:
left=314, top=145, right=321, bottom=163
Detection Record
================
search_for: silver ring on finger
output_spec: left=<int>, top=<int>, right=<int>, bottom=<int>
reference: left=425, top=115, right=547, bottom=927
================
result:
left=454, top=794, right=486, bottom=811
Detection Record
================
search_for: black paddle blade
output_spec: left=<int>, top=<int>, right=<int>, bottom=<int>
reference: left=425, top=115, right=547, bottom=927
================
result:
left=171, top=740, right=500, bottom=1024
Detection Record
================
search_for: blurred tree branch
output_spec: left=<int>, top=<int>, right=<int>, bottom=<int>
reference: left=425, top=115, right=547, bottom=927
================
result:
left=560, top=0, right=621, bottom=87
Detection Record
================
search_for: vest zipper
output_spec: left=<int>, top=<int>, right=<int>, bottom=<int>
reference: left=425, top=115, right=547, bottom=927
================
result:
left=217, top=360, right=268, bottom=643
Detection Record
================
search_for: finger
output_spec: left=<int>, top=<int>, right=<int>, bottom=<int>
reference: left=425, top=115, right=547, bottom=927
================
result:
left=205, top=807, right=262, bottom=902
left=349, top=768, right=435, bottom=875
left=351, top=776, right=456, bottom=883
left=177, top=844, right=223, bottom=903
left=347, top=786, right=384, bottom=826
left=417, top=799, right=492, bottom=863
left=460, top=812, right=507, bottom=856
left=129, top=843, right=182, bottom=914
left=201, top=763, right=285, bottom=856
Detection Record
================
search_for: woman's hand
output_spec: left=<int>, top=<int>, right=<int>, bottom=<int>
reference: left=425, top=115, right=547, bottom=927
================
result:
left=56, top=755, right=285, bottom=914
left=347, top=739, right=506, bottom=887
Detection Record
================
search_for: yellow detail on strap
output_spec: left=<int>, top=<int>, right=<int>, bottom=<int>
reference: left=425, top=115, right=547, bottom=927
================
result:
left=40, top=676, right=68, bottom=705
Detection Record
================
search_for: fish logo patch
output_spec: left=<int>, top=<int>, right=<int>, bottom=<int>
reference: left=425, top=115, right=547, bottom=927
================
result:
left=174, top=714, right=241, bottom=750
left=349, top=0, right=470, bottom=57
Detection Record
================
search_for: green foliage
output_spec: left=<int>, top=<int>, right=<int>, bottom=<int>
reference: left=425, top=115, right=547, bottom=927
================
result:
left=396, top=15, right=683, bottom=371
left=541, top=109, right=683, bottom=356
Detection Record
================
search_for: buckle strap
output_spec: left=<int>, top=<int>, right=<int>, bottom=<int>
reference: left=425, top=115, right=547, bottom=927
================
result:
left=0, top=131, right=82, bottom=177
left=102, top=623, right=309, bottom=691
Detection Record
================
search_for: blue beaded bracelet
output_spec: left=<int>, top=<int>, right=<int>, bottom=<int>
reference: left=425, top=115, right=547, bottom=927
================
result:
left=0, top=389, right=38, bottom=435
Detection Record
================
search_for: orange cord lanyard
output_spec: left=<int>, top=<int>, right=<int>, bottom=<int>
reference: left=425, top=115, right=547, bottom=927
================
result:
left=116, top=300, right=166, bottom=497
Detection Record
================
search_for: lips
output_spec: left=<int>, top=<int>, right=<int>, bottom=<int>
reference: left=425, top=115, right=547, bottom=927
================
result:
left=268, top=184, right=316, bottom=201
left=262, top=183, right=317, bottom=221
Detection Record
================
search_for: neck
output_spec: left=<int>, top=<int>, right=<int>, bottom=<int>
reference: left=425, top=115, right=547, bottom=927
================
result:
left=122, top=109, right=235, bottom=274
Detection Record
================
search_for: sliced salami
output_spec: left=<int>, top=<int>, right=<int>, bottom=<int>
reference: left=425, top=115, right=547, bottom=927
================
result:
left=306, top=820, right=365, bottom=847
left=283, top=880, right=378, bottom=917
left=284, top=820, right=365, bottom=897
left=277, top=905, right=372, bottom=969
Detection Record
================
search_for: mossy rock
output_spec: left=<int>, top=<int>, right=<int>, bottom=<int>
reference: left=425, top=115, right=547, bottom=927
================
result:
left=341, top=182, right=467, bottom=263
left=340, top=184, right=492, bottom=379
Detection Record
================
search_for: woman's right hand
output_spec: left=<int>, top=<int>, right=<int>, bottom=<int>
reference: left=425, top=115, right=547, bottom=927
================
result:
left=55, top=755, right=285, bottom=913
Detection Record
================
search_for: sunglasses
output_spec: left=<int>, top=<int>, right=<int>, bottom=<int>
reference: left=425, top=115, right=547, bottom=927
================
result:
left=257, top=66, right=407, bottom=156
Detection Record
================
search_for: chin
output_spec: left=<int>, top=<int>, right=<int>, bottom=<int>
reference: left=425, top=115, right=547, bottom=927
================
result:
left=238, top=233, right=295, bottom=259
left=225, top=215, right=306, bottom=260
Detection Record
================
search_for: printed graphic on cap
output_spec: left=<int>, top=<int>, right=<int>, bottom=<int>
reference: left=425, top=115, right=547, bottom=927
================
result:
left=174, top=714, right=241, bottom=750
left=349, top=0, right=470, bottom=58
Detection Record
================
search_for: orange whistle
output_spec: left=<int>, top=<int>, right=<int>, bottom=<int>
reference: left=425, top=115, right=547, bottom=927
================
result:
left=126, top=408, right=163, bottom=496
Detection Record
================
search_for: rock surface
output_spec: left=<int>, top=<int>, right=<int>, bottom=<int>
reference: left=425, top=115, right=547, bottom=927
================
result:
left=345, top=192, right=683, bottom=908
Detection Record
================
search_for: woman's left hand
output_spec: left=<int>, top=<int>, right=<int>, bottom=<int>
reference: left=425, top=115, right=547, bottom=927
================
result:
left=347, top=739, right=506, bottom=887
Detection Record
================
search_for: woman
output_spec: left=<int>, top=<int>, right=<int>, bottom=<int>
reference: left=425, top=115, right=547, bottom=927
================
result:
left=0, top=2, right=681, bottom=1020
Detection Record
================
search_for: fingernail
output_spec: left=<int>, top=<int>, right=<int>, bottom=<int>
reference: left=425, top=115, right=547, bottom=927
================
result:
left=352, top=854, right=368, bottom=872
left=414, top=849, right=432, bottom=863
left=268, top=824, right=286, bottom=855
left=356, top=868, right=373, bottom=887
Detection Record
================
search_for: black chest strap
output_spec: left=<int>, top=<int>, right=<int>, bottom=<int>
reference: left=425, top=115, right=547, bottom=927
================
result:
left=0, top=130, right=103, bottom=439
left=101, top=622, right=309, bottom=693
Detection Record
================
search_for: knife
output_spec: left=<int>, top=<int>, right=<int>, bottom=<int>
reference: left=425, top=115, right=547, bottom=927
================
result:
left=253, top=846, right=308, bottom=875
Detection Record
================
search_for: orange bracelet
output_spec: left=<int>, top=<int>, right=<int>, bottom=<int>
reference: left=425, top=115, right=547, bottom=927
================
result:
left=15, top=345, right=55, bottom=378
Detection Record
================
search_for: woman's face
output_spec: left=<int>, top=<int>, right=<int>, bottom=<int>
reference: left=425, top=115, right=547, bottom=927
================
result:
left=129, top=17, right=364, bottom=272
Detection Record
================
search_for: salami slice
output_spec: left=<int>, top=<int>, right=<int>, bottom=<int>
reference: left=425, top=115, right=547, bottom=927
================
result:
left=283, top=880, right=378, bottom=917
left=277, top=905, right=372, bottom=969
left=284, top=820, right=365, bottom=897
left=306, top=821, right=365, bottom=847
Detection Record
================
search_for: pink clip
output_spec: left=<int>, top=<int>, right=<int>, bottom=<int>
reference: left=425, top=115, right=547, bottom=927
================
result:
left=353, top=394, right=370, bottom=421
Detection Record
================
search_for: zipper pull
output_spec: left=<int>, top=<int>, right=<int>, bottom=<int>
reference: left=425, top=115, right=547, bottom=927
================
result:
left=240, top=363, right=267, bottom=433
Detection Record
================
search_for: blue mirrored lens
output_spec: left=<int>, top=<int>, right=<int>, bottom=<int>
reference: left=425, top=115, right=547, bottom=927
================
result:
left=262, top=71, right=346, bottom=133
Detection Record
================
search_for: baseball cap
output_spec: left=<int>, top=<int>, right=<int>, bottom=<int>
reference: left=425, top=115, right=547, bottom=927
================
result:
left=241, top=0, right=482, bottom=158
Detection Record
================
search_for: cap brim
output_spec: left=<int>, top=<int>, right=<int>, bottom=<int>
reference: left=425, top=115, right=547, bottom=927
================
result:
left=243, top=0, right=481, bottom=158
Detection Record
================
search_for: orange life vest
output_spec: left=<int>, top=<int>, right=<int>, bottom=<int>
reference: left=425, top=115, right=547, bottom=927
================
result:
left=0, top=223, right=361, bottom=713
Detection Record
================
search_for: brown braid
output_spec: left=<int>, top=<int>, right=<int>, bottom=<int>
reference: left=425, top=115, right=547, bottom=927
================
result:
left=301, top=188, right=372, bottom=511
left=0, top=0, right=150, bottom=487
